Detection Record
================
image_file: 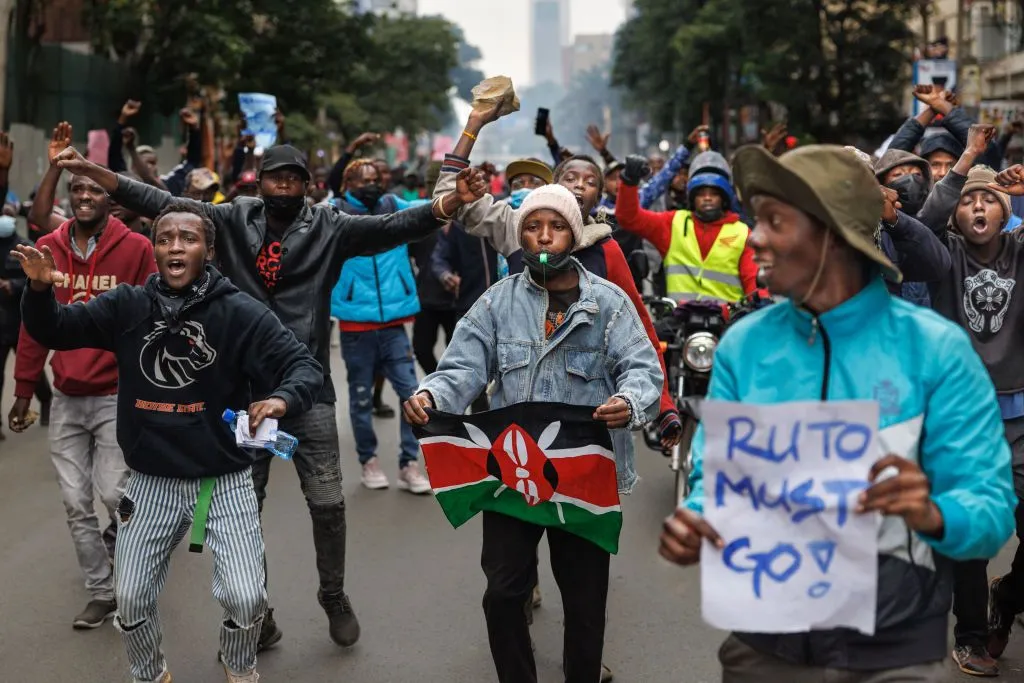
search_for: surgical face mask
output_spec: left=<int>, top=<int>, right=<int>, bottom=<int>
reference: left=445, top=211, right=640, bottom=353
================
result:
left=507, top=188, right=532, bottom=209
left=351, top=184, right=384, bottom=210
left=0, top=215, right=15, bottom=238
left=694, top=207, right=725, bottom=224
left=262, top=194, right=306, bottom=220
left=886, top=174, right=929, bottom=217
left=521, top=249, right=574, bottom=282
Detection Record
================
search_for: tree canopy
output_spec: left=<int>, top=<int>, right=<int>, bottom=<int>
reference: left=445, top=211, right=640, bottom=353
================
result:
left=79, top=0, right=466, bottom=139
left=613, top=0, right=917, bottom=145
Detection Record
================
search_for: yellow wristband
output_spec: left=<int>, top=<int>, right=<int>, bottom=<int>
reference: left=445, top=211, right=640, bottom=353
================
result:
left=462, top=129, right=477, bottom=141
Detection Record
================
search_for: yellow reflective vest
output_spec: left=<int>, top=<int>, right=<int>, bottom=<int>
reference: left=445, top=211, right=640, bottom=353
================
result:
left=664, top=210, right=748, bottom=304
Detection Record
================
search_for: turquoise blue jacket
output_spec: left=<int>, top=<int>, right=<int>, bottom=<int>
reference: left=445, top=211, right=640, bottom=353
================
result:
left=683, top=276, right=1015, bottom=668
left=330, top=193, right=427, bottom=324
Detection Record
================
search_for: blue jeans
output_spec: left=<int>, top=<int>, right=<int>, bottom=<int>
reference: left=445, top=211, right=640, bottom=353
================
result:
left=340, top=326, right=420, bottom=467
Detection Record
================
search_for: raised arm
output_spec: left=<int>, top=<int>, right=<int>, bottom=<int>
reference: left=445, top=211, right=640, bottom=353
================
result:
left=432, top=155, right=520, bottom=256
left=328, top=132, right=378, bottom=196
left=615, top=158, right=674, bottom=256
left=14, top=244, right=122, bottom=351
left=639, top=142, right=691, bottom=209
left=27, top=122, right=73, bottom=234
left=333, top=167, right=486, bottom=260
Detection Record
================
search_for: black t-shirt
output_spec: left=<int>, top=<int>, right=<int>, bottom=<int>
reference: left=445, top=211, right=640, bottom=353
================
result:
left=545, top=285, right=580, bottom=339
left=255, top=233, right=283, bottom=291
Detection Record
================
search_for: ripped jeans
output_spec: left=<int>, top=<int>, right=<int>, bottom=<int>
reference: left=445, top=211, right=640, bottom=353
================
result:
left=340, top=326, right=420, bottom=468
left=113, top=468, right=266, bottom=681
left=252, top=402, right=348, bottom=598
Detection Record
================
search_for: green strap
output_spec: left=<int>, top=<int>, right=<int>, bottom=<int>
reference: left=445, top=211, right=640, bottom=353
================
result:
left=188, top=477, right=217, bottom=553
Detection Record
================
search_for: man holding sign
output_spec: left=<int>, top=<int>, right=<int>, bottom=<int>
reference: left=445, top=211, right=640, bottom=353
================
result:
left=659, top=144, right=1015, bottom=682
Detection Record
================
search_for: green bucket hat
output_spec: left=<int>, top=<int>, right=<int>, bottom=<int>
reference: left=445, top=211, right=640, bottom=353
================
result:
left=733, top=144, right=900, bottom=284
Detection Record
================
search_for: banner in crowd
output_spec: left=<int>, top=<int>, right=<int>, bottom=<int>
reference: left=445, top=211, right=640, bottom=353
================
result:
left=413, top=402, right=622, bottom=554
left=238, top=92, right=278, bottom=151
left=700, top=400, right=881, bottom=635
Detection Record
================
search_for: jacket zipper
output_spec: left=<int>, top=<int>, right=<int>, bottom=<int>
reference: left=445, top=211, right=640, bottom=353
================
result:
left=808, top=316, right=832, bottom=400
left=372, top=256, right=384, bottom=322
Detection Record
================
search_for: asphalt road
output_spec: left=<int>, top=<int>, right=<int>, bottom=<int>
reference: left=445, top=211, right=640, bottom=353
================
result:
left=1, top=349, right=1023, bottom=682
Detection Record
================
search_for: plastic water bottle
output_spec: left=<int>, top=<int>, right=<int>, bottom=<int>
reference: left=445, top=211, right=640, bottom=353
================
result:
left=222, top=409, right=299, bottom=460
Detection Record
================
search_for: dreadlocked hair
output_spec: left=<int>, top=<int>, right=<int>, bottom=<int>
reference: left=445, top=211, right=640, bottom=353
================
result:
left=343, top=158, right=377, bottom=188
left=150, top=201, right=216, bottom=248
left=553, top=154, right=605, bottom=195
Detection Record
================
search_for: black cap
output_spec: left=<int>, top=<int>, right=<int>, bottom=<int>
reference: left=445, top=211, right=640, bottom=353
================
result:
left=259, top=145, right=310, bottom=180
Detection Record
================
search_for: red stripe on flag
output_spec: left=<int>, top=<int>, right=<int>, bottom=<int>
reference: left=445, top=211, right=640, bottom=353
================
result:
left=547, top=455, right=619, bottom=508
left=421, top=440, right=490, bottom=490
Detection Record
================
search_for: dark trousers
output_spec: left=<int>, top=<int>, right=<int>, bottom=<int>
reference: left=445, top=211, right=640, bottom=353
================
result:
left=480, top=511, right=609, bottom=683
left=252, top=402, right=347, bottom=597
left=993, top=503, right=1024, bottom=614
left=954, top=417, right=1024, bottom=647
left=953, top=559, right=989, bottom=648
left=0, top=342, right=53, bottom=405
left=411, top=308, right=456, bottom=376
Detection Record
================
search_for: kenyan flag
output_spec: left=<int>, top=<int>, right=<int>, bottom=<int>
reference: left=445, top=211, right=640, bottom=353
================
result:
left=413, top=402, right=622, bottom=554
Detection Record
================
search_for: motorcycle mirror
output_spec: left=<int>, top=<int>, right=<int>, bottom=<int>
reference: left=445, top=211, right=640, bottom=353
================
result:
left=627, top=249, right=650, bottom=281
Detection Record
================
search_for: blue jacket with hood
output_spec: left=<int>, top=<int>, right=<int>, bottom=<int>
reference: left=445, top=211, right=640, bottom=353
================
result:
left=683, top=276, right=1015, bottom=670
left=330, top=192, right=426, bottom=324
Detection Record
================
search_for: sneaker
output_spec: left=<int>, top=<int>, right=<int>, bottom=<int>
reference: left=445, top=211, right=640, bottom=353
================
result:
left=532, top=584, right=542, bottom=609
left=319, top=589, right=360, bottom=647
left=397, top=462, right=432, bottom=494
left=373, top=403, right=396, bottom=418
left=257, top=607, right=283, bottom=652
left=361, top=457, right=389, bottom=489
left=988, top=575, right=1014, bottom=658
left=73, top=598, right=117, bottom=629
left=952, top=644, right=1000, bottom=676
left=601, top=663, right=614, bottom=683
left=222, top=662, right=259, bottom=682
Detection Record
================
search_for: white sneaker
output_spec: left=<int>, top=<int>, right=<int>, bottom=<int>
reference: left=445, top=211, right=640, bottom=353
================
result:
left=361, top=457, right=389, bottom=489
left=223, top=662, right=259, bottom=682
left=397, top=462, right=432, bottom=494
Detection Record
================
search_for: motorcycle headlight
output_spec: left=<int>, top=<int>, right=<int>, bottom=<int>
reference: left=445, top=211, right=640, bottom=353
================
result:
left=683, top=331, right=717, bottom=372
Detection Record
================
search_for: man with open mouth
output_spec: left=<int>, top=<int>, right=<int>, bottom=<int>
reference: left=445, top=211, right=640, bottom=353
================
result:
left=8, top=121, right=155, bottom=632
left=927, top=164, right=1024, bottom=676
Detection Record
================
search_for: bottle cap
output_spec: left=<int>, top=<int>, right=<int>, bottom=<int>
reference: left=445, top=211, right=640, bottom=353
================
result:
left=222, top=408, right=237, bottom=423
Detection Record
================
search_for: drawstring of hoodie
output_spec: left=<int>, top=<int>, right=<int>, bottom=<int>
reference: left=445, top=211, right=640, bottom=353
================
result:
left=65, top=242, right=100, bottom=302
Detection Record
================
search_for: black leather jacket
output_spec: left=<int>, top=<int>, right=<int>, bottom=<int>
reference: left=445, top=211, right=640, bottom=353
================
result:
left=112, top=176, right=441, bottom=403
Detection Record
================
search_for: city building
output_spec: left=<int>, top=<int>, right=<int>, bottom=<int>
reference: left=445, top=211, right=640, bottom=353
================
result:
left=531, top=0, right=570, bottom=86
left=567, top=33, right=615, bottom=77
left=909, top=1, right=1024, bottom=106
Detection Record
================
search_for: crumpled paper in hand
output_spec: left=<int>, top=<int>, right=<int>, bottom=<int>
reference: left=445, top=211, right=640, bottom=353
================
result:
left=471, top=76, right=520, bottom=120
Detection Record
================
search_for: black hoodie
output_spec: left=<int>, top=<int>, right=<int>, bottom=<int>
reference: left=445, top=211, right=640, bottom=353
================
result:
left=22, top=266, right=322, bottom=478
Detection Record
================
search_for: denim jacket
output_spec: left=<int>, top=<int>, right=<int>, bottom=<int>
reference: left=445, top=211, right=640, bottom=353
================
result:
left=418, top=259, right=664, bottom=493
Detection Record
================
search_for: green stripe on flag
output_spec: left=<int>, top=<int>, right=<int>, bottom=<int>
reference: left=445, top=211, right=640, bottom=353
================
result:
left=434, top=478, right=623, bottom=554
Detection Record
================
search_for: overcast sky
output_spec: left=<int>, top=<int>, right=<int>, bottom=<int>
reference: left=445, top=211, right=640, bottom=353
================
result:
left=418, top=0, right=628, bottom=87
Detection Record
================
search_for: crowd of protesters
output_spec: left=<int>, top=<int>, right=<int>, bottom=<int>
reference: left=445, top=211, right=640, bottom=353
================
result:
left=3, top=76, right=1024, bottom=683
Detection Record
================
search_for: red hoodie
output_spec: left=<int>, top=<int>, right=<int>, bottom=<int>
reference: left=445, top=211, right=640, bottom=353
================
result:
left=615, top=183, right=760, bottom=295
left=14, top=216, right=156, bottom=398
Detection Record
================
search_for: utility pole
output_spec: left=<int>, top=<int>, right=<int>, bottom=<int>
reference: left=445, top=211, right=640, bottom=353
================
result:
left=956, top=0, right=966, bottom=80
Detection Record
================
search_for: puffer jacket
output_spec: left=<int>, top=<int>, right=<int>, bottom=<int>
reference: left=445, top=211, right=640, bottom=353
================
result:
left=331, top=193, right=420, bottom=324
left=683, top=276, right=1015, bottom=670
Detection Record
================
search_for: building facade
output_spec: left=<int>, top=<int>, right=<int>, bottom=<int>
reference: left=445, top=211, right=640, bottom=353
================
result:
left=531, top=0, right=570, bottom=86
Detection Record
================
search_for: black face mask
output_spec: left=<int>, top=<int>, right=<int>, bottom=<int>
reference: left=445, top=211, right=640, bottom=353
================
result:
left=886, top=174, right=929, bottom=217
left=694, top=207, right=725, bottom=224
left=522, top=249, right=574, bottom=281
left=263, top=194, right=305, bottom=220
left=352, top=184, right=384, bottom=210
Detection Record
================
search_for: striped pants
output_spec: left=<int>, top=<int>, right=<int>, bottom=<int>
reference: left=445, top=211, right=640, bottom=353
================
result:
left=113, top=468, right=267, bottom=682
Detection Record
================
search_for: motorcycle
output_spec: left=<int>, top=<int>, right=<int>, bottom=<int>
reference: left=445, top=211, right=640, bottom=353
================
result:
left=642, top=296, right=725, bottom=504
left=628, top=251, right=773, bottom=504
